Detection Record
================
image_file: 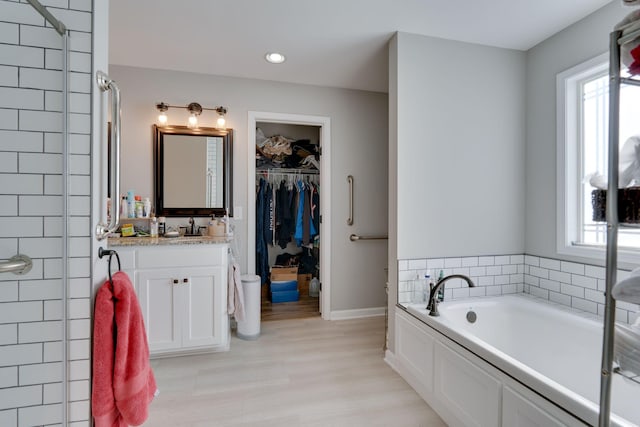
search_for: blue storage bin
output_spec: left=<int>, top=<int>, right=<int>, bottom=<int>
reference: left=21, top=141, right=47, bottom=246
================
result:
left=270, top=280, right=298, bottom=292
left=271, top=290, right=300, bottom=303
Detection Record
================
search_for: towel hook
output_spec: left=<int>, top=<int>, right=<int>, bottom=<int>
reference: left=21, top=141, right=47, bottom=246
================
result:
left=98, top=247, right=121, bottom=284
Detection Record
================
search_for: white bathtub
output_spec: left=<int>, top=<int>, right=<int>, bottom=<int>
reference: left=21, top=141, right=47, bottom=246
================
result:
left=406, top=294, right=640, bottom=427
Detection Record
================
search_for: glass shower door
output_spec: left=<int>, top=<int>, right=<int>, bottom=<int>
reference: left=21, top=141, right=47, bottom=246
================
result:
left=0, top=0, right=93, bottom=425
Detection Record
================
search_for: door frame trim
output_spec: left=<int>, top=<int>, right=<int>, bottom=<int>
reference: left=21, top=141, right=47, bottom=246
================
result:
left=247, top=111, right=332, bottom=319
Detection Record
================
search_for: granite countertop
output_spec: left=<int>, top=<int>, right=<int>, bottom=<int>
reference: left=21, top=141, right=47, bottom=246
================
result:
left=108, top=235, right=232, bottom=247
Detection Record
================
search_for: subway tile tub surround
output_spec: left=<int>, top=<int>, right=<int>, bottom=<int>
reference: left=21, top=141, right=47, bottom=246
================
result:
left=398, top=254, right=639, bottom=324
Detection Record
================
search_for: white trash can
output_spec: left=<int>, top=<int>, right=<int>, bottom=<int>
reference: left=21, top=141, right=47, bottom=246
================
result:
left=237, top=274, right=261, bottom=340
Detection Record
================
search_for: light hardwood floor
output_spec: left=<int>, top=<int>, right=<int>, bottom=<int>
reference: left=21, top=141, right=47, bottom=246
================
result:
left=145, top=316, right=445, bottom=426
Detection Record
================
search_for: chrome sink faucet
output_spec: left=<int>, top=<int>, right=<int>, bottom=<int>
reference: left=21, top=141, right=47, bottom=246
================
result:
left=426, top=274, right=475, bottom=316
left=188, top=217, right=195, bottom=235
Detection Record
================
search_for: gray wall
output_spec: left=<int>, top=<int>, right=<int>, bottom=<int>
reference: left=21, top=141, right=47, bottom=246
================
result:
left=388, top=31, right=526, bottom=350
left=110, top=65, right=389, bottom=313
left=394, top=32, right=526, bottom=260
left=525, top=1, right=627, bottom=264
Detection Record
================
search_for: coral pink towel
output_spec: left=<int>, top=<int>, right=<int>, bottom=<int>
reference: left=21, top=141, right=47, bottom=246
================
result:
left=92, top=271, right=158, bottom=427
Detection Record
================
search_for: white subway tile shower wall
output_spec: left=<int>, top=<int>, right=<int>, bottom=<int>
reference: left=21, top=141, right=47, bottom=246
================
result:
left=399, top=254, right=640, bottom=324
left=0, top=1, right=93, bottom=425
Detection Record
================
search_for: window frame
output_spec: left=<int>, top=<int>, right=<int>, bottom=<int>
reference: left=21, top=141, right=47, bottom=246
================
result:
left=556, top=52, right=640, bottom=264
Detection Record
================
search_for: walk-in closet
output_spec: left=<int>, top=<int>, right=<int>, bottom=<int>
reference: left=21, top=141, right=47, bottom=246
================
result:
left=255, top=122, right=322, bottom=321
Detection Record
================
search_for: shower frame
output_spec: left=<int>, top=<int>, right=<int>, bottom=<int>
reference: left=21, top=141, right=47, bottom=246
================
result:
left=25, top=1, right=70, bottom=425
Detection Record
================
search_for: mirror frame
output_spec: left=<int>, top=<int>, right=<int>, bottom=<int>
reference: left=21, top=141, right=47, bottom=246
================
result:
left=153, top=124, right=233, bottom=217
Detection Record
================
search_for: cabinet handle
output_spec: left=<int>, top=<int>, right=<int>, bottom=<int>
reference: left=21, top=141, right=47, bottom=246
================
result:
left=182, top=278, right=189, bottom=284
left=172, top=279, right=179, bottom=285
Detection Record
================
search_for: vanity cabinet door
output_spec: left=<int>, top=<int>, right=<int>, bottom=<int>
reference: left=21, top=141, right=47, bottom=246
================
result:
left=137, top=266, right=225, bottom=355
left=137, top=269, right=182, bottom=353
left=181, top=266, right=225, bottom=349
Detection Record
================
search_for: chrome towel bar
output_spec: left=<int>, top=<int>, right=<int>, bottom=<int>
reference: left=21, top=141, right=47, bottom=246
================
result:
left=0, top=254, right=33, bottom=275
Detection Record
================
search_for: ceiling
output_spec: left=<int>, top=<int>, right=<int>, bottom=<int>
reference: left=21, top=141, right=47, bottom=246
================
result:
left=109, top=0, right=614, bottom=93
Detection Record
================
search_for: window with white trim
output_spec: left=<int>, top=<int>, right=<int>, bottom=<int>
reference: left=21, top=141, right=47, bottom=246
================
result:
left=558, top=53, right=640, bottom=260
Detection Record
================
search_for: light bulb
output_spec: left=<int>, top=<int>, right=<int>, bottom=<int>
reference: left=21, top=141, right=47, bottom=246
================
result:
left=188, top=114, right=198, bottom=129
left=265, top=52, right=286, bottom=64
left=158, top=112, right=168, bottom=125
left=216, top=114, right=226, bottom=129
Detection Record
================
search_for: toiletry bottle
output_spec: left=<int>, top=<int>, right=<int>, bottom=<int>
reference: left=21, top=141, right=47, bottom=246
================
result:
left=158, top=216, right=166, bottom=236
left=208, top=215, right=216, bottom=237
left=121, top=194, right=128, bottom=219
left=423, top=273, right=431, bottom=303
left=428, top=274, right=436, bottom=302
left=437, top=269, right=445, bottom=302
left=412, top=274, right=421, bottom=303
left=150, top=215, right=158, bottom=237
left=127, top=191, right=135, bottom=218
left=135, top=195, right=143, bottom=218
left=143, top=197, right=151, bottom=218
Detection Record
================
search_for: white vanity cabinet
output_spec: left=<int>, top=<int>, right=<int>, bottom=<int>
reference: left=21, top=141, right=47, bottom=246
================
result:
left=114, top=242, right=230, bottom=357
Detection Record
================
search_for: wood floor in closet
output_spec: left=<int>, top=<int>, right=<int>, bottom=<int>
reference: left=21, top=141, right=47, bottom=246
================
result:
left=146, top=316, right=445, bottom=426
left=261, top=293, right=320, bottom=321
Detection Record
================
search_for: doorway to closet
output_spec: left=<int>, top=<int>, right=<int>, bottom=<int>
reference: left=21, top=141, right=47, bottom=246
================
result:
left=247, top=112, right=332, bottom=321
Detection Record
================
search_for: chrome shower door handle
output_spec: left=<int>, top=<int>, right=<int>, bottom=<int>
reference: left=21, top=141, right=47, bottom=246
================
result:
left=95, top=71, right=122, bottom=241
left=347, top=175, right=354, bottom=226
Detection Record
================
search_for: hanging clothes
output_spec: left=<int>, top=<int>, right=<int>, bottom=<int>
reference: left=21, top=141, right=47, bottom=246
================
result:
left=256, top=178, right=270, bottom=284
left=311, top=183, right=320, bottom=234
left=276, top=180, right=296, bottom=248
left=257, top=173, right=319, bottom=277
left=294, top=180, right=317, bottom=247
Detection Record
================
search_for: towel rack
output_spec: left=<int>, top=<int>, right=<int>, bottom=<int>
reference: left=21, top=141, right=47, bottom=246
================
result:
left=95, top=71, right=121, bottom=241
left=98, top=247, right=121, bottom=284
left=349, top=234, right=388, bottom=241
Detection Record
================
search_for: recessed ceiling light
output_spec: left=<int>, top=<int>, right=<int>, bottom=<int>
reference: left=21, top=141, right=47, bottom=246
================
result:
left=265, top=52, right=286, bottom=64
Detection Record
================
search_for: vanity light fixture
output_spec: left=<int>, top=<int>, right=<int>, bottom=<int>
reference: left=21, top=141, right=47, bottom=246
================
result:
left=155, top=102, right=228, bottom=129
left=156, top=102, right=169, bottom=125
left=215, top=106, right=227, bottom=129
left=187, top=102, right=202, bottom=129
left=265, top=52, right=286, bottom=64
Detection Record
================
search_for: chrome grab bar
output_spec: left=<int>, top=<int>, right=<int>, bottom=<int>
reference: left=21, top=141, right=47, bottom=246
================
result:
left=349, top=234, right=388, bottom=242
left=0, top=254, right=33, bottom=275
left=347, top=175, right=354, bottom=226
left=95, top=71, right=121, bottom=241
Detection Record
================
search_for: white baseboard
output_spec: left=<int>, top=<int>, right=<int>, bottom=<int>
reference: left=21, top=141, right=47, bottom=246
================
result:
left=384, top=349, right=400, bottom=372
left=329, top=306, right=385, bottom=320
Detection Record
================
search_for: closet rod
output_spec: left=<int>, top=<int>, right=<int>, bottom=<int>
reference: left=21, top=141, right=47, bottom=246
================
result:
left=256, top=168, right=319, bottom=175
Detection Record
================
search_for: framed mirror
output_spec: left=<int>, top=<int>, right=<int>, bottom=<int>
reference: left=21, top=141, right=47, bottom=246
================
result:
left=154, top=125, right=233, bottom=217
